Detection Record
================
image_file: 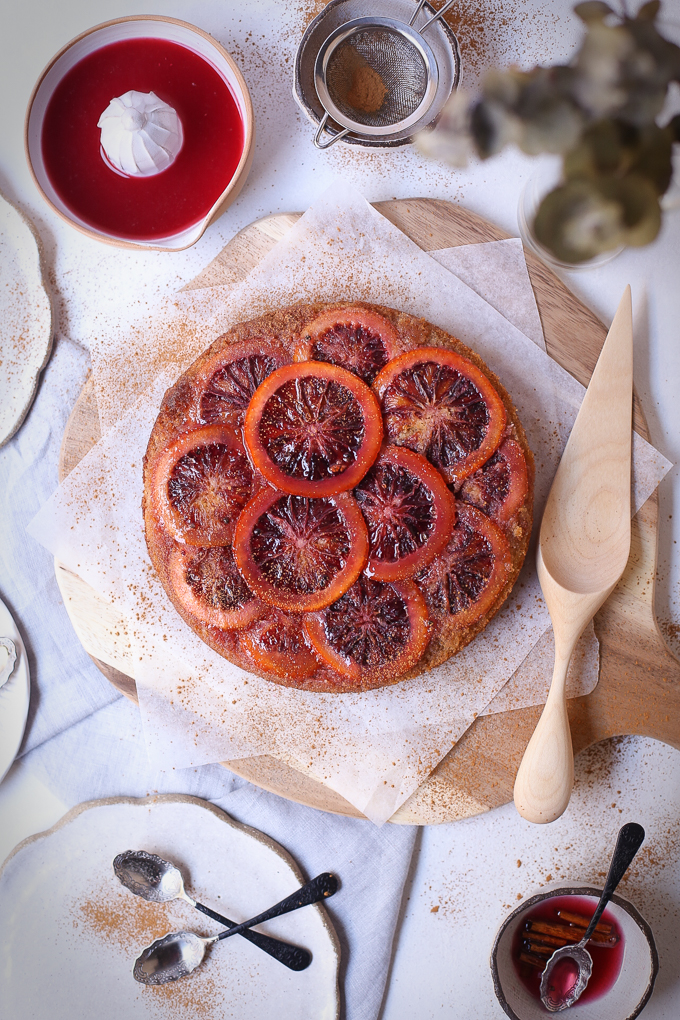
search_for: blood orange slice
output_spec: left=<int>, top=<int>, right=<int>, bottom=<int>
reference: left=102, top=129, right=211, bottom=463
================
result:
left=150, top=425, right=254, bottom=546
left=196, top=339, right=290, bottom=430
left=295, top=307, right=400, bottom=384
left=233, top=487, right=369, bottom=612
left=243, top=362, right=383, bottom=497
left=304, top=577, right=430, bottom=684
left=373, top=347, right=507, bottom=484
left=458, top=439, right=529, bottom=524
left=168, top=545, right=263, bottom=630
left=416, top=503, right=513, bottom=628
left=240, top=610, right=320, bottom=679
left=355, top=446, right=455, bottom=581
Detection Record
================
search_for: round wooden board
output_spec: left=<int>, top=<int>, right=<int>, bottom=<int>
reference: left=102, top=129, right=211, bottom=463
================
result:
left=56, top=198, right=680, bottom=825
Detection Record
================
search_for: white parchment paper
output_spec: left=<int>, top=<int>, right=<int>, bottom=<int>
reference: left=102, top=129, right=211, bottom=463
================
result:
left=430, top=239, right=546, bottom=351
left=29, top=183, right=671, bottom=824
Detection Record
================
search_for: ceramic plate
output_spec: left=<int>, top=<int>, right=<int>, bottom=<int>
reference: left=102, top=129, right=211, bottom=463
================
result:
left=0, top=191, right=52, bottom=447
left=0, top=596, right=30, bottom=783
left=0, top=795, right=340, bottom=1020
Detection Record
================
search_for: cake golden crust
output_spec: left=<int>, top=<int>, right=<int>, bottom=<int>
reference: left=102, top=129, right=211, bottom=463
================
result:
left=143, top=301, right=535, bottom=693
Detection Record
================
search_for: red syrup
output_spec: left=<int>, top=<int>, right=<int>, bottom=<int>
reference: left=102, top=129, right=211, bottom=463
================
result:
left=41, top=38, right=245, bottom=240
left=545, top=956, right=581, bottom=1001
left=512, top=895, right=625, bottom=1008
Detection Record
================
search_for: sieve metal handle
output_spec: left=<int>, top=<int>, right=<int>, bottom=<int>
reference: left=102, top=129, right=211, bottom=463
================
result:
left=420, top=0, right=458, bottom=33
left=408, top=0, right=427, bottom=26
left=410, top=0, right=458, bottom=34
left=313, top=112, right=350, bottom=149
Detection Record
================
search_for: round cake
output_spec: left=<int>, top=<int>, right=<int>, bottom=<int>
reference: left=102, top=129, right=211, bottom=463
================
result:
left=143, top=302, right=534, bottom=693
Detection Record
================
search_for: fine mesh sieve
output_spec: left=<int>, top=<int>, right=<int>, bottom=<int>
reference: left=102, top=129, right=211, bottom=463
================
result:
left=312, top=1, right=458, bottom=147
left=314, top=18, right=438, bottom=146
left=294, top=0, right=461, bottom=149
left=325, top=25, right=430, bottom=129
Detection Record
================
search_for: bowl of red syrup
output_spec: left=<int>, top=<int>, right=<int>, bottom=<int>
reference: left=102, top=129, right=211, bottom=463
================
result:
left=491, top=887, right=658, bottom=1019
left=25, top=16, right=254, bottom=250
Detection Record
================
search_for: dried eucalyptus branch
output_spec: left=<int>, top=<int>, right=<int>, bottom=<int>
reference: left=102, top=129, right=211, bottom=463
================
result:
left=418, top=1, right=680, bottom=263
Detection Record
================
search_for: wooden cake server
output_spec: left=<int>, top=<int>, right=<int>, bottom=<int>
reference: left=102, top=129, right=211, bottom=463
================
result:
left=514, top=286, right=634, bottom=823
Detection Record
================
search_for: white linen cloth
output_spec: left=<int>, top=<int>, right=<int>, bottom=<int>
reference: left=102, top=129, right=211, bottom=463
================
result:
left=0, top=336, right=120, bottom=752
left=27, top=183, right=671, bottom=824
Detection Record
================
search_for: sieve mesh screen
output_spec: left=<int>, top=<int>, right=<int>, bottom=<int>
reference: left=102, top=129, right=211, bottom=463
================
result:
left=325, top=28, right=428, bottom=129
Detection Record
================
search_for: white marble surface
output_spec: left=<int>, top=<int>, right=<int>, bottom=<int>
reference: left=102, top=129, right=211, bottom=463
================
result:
left=1, top=1, right=680, bottom=1016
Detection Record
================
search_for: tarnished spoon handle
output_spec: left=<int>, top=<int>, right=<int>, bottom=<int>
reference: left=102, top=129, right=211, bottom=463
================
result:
left=194, top=901, right=311, bottom=971
left=584, top=822, right=645, bottom=942
left=216, top=872, right=338, bottom=943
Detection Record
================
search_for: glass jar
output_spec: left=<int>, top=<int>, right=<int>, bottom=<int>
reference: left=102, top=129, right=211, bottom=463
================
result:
left=517, top=158, right=624, bottom=272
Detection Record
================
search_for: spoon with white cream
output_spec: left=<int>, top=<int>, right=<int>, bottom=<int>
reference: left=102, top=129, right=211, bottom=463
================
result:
left=0, top=638, right=16, bottom=690
left=129, top=869, right=338, bottom=983
left=114, top=850, right=318, bottom=972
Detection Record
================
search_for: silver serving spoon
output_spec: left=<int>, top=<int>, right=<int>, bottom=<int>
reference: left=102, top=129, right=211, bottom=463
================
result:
left=540, top=822, right=645, bottom=1011
left=121, top=857, right=337, bottom=984
left=132, top=870, right=338, bottom=984
left=114, top=850, right=320, bottom=972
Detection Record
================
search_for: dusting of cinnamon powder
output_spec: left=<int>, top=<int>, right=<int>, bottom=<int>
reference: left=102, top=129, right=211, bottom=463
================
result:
left=75, top=884, right=232, bottom=1020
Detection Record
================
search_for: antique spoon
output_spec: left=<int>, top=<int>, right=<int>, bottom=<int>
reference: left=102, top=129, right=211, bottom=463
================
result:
left=114, top=850, right=314, bottom=971
left=130, top=869, right=338, bottom=983
left=540, top=822, right=645, bottom=1011
left=514, top=287, right=633, bottom=823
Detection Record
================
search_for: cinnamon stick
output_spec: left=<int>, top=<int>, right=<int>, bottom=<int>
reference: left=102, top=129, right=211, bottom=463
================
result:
left=522, top=940, right=553, bottom=958
left=519, top=950, right=548, bottom=969
left=525, top=919, right=580, bottom=940
left=525, top=919, right=618, bottom=946
left=524, top=930, right=573, bottom=948
left=555, top=909, right=613, bottom=935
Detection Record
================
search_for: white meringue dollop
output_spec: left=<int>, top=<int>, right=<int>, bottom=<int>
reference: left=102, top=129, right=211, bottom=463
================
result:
left=97, top=90, right=183, bottom=178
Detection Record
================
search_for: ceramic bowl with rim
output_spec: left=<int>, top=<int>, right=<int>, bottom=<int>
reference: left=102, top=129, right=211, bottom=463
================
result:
left=491, top=885, right=658, bottom=1020
left=25, top=16, right=254, bottom=251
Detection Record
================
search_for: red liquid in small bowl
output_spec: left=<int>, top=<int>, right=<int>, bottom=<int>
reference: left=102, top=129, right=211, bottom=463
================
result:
left=546, top=956, right=581, bottom=1001
left=512, top=895, right=625, bottom=1007
left=41, top=37, right=245, bottom=241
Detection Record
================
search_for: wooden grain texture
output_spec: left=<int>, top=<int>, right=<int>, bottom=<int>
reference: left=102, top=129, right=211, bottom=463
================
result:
left=56, top=198, right=680, bottom=825
left=58, top=374, right=100, bottom=481
left=514, top=288, right=634, bottom=823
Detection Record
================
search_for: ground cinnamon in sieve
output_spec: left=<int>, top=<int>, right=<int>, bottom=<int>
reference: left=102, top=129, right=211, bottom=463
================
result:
left=333, top=45, right=387, bottom=114
left=347, top=64, right=387, bottom=113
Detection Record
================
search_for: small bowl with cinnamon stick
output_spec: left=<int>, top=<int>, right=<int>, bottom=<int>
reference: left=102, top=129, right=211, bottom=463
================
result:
left=490, top=886, right=657, bottom=1019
